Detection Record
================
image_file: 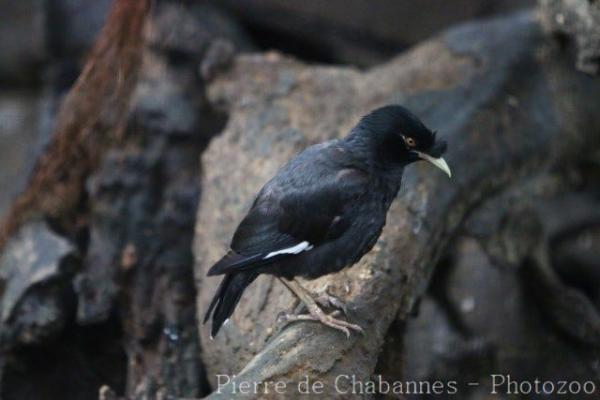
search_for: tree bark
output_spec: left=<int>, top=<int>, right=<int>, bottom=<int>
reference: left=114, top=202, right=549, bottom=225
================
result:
left=0, top=0, right=149, bottom=250
left=0, top=1, right=245, bottom=399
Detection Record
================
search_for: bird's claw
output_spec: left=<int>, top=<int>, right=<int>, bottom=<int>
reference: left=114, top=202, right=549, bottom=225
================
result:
left=319, top=312, right=364, bottom=338
left=277, top=309, right=363, bottom=338
left=277, top=278, right=362, bottom=337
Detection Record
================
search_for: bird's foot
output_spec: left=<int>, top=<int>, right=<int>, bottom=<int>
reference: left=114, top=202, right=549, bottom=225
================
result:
left=314, top=289, right=348, bottom=315
left=278, top=308, right=364, bottom=338
left=277, top=277, right=363, bottom=337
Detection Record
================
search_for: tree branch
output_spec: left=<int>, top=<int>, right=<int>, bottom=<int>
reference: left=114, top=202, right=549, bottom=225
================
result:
left=194, top=11, right=600, bottom=398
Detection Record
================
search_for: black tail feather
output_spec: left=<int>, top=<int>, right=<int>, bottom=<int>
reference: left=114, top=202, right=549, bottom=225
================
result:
left=204, top=272, right=257, bottom=337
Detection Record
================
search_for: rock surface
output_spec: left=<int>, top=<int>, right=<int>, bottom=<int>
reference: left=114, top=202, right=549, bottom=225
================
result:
left=0, top=0, right=46, bottom=83
left=214, top=0, right=535, bottom=66
left=71, top=3, right=231, bottom=397
left=0, top=221, right=75, bottom=346
left=0, top=1, right=250, bottom=399
left=540, top=0, right=600, bottom=75
left=398, top=236, right=600, bottom=399
left=0, top=91, right=44, bottom=217
left=194, top=11, right=600, bottom=397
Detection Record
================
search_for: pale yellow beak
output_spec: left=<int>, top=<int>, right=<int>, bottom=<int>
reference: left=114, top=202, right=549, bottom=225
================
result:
left=415, top=151, right=452, bottom=178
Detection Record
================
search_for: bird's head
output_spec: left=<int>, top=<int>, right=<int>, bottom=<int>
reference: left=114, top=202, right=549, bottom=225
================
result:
left=351, top=105, right=451, bottom=177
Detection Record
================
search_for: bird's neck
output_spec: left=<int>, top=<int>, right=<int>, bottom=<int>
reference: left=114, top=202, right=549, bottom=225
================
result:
left=342, top=128, right=407, bottom=183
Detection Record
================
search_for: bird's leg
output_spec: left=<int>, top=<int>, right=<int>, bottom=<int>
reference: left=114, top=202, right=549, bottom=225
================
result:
left=282, top=279, right=348, bottom=314
left=277, top=278, right=363, bottom=337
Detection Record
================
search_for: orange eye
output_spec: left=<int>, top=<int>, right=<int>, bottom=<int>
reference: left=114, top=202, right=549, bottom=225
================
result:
left=404, top=136, right=417, bottom=147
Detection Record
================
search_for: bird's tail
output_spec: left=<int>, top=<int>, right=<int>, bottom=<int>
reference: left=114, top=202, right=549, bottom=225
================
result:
left=203, top=271, right=257, bottom=337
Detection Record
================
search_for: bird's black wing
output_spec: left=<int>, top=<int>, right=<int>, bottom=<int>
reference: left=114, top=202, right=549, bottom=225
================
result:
left=207, top=167, right=368, bottom=276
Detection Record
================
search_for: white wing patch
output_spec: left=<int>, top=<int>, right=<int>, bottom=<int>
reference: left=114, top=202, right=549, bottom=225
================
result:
left=264, top=241, right=313, bottom=259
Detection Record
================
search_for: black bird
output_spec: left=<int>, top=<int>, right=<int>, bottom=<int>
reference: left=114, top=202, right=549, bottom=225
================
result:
left=204, top=105, right=451, bottom=337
